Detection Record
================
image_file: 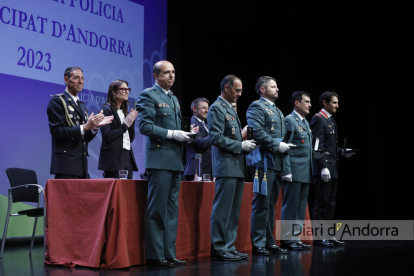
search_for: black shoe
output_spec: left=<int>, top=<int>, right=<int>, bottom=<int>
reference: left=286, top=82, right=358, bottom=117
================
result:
left=146, top=259, right=175, bottom=267
left=297, top=242, right=312, bottom=249
left=315, top=240, right=335, bottom=247
left=212, top=252, right=241, bottom=261
left=166, top=258, right=186, bottom=265
left=230, top=249, right=249, bottom=259
left=265, top=244, right=289, bottom=254
left=330, top=238, right=346, bottom=246
left=252, top=246, right=270, bottom=256
left=281, top=243, right=303, bottom=250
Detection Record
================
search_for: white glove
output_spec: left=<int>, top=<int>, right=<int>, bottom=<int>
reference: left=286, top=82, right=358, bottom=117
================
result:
left=171, top=130, right=194, bottom=142
left=286, top=143, right=296, bottom=153
left=341, top=149, right=355, bottom=158
left=242, top=140, right=256, bottom=152
left=278, top=142, right=289, bottom=153
left=321, top=168, right=331, bottom=182
left=282, top=174, right=292, bottom=182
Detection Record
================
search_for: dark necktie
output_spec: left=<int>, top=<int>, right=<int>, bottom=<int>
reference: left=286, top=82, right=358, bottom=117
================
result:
left=167, top=93, right=174, bottom=108
left=330, top=116, right=335, bottom=126
left=303, top=119, right=308, bottom=131
left=202, top=121, right=208, bottom=132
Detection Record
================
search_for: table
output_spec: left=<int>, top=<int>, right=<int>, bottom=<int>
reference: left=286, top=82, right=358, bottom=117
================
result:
left=44, top=179, right=311, bottom=269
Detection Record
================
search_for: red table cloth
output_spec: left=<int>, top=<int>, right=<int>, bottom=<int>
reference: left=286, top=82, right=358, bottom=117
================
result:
left=44, top=179, right=311, bottom=269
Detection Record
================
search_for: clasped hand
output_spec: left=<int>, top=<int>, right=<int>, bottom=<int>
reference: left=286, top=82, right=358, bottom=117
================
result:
left=125, top=109, right=139, bottom=127
left=242, top=140, right=257, bottom=152
left=84, top=110, right=113, bottom=131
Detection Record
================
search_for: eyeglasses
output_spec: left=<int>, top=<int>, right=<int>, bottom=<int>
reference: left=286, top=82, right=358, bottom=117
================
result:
left=229, top=85, right=243, bottom=93
left=117, top=88, right=131, bottom=93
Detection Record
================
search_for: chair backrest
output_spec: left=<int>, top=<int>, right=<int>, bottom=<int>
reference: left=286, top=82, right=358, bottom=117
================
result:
left=5, top=168, right=39, bottom=203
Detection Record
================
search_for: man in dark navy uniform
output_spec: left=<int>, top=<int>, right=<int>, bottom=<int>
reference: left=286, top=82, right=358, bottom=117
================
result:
left=47, top=66, right=113, bottom=179
left=310, top=91, right=354, bottom=246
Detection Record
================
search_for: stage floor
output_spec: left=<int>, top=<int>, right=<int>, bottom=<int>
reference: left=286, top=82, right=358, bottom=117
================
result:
left=1, top=241, right=413, bottom=276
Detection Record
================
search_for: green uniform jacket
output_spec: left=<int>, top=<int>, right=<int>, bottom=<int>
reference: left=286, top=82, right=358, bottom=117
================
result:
left=136, top=84, right=184, bottom=171
left=283, top=112, right=313, bottom=183
left=208, top=97, right=245, bottom=178
left=246, top=98, right=287, bottom=171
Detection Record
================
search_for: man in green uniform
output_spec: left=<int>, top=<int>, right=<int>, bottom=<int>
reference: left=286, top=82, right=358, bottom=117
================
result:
left=208, top=75, right=256, bottom=261
left=247, top=76, right=292, bottom=255
left=136, top=60, right=193, bottom=267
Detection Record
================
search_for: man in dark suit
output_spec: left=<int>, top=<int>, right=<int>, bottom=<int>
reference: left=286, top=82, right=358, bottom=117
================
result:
left=208, top=75, right=257, bottom=261
left=47, top=66, right=113, bottom=179
left=184, top=97, right=212, bottom=181
left=281, top=91, right=313, bottom=250
left=135, top=60, right=193, bottom=267
left=310, top=91, right=354, bottom=246
left=246, top=76, right=291, bottom=255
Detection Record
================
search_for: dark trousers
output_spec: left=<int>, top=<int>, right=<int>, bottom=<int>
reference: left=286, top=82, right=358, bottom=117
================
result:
left=312, top=176, right=339, bottom=221
left=280, top=181, right=310, bottom=244
left=103, top=149, right=135, bottom=179
left=210, top=177, right=245, bottom=255
left=184, top=175, right=194, bottom=181
left=144, top=169, right=181, bottom=259
left=250, top=168, right=283, bottom=247
left=54, top=173, right=90, bottom=179
left=104, top=169, right=133, bottom=179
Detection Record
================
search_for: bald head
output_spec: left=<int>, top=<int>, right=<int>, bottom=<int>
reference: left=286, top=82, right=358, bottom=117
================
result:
left=153, top=60, right=175, bottom=90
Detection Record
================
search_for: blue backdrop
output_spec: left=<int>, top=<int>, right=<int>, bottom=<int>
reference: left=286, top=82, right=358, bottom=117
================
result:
left=0, top=0, right=167, bottom=199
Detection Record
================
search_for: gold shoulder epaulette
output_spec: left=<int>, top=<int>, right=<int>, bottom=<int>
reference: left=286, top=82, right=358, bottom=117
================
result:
left=51, top=93, right=64, bottom=97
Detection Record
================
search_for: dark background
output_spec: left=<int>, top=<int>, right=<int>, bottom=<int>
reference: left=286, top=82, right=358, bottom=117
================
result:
left=166, top=1, right=413, bottom=219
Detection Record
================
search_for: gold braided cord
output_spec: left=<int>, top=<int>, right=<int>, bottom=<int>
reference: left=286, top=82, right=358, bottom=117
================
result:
left=58, top=96, right=75, bottom=126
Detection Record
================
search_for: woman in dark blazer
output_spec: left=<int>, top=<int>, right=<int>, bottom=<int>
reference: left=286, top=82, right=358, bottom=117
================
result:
left=98, top=79, right=139, bottom=179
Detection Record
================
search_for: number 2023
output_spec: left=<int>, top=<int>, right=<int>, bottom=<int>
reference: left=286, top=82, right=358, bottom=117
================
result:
left=17, top=47, right=51, bottom=72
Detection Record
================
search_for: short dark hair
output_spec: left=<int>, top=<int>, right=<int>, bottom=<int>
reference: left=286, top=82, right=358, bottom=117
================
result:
left=319, top=91, right=339, bottom=108
left=64, top=66, right=83, bottom=84
left=105, top=79, right=129, bottom=113
left=291, top=91, right=311, bottom=109
left=191, top=98, right=209, bottom=114
left=220, top=75, right=240, bottom=92
left=255, top=76, right=276, bottom=96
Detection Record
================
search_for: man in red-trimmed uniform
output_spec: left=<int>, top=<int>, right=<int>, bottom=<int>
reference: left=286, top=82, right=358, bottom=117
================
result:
left=310, top=91, right=354, bottom=247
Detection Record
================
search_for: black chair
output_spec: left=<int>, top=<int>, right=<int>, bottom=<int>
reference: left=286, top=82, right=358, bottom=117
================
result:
left=0, top=168, right=44, bottom=258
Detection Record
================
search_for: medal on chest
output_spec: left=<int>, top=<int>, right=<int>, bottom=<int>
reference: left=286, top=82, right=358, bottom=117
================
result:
left=232, top=126, right=236, bottom=139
